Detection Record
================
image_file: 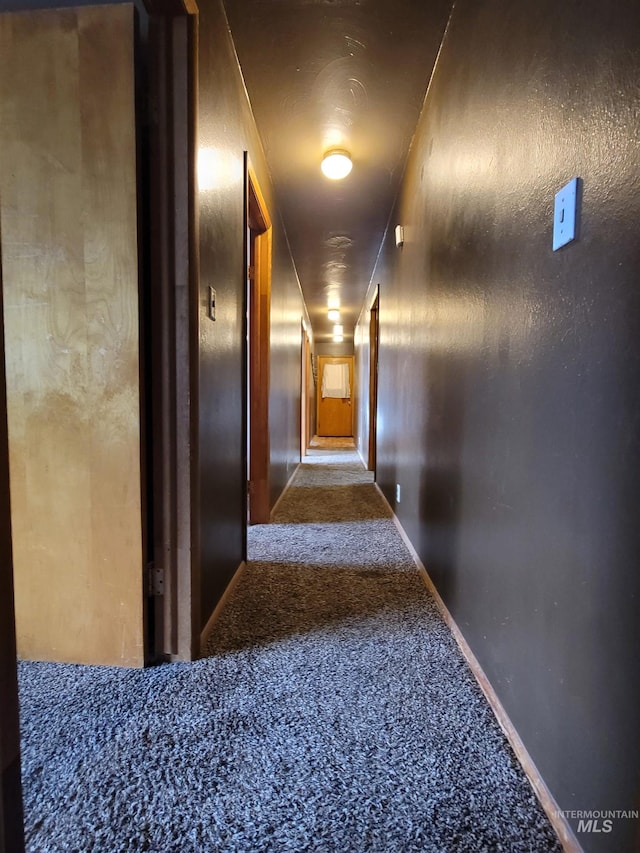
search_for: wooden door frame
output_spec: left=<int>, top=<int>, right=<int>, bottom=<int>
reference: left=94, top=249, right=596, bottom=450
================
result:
left=368, top=290, right=379, bottom=473
left=300, top=322, right=311, bottom=459
left=145, top=1, right=199, bottom=661
left=245, top=163, right=272, bottom=525
left=0, top=218, right=25, bottom=852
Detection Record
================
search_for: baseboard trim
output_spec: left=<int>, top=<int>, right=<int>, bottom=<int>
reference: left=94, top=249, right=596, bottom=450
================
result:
left=374, top=483, right=582, bottom=853
left=356, top=445, right=368, bottom=470
left=199, top=561, right=246, bottom=655
left=269, top=462, right=301, bottom=520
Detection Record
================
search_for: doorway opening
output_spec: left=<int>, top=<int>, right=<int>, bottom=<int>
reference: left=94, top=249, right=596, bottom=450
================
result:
left=301, top=322, right=312, bottom=459
left=368, top=291, right=379, bottom=473
left=245, top=164, right=272, bottom=525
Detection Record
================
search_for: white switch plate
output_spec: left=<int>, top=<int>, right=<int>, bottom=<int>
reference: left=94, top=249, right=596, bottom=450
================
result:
left=396, top=484, right=401, bottom=503
left=209, top=286, right=217, bottom=321
left=553, top=177, right=579, bottom=251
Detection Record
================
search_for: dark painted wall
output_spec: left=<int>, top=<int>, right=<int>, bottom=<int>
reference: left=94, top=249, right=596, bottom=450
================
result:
left=370, top=1, right=640, bottom=850
left=269, top=227, right=306, bottom=504
left=197, top=0, right=305, bottom=626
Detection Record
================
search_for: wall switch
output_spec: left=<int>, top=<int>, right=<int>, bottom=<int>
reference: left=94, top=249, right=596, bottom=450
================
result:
left=553, top=177, right=580, bottom=251
left=396, top=484, right=401, bottom=503
left=209, top=286, right=217, bottom=320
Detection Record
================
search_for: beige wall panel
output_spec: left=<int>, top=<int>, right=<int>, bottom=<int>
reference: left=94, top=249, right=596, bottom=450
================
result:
left=0, top=5, right=144, bottom=666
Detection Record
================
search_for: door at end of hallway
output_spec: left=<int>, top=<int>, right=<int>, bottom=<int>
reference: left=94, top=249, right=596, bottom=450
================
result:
left=317, top=355, right=354, bottom=437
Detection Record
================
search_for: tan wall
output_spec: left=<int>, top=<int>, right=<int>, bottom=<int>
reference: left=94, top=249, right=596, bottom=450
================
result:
left=0, top=5, right=144, bottom=666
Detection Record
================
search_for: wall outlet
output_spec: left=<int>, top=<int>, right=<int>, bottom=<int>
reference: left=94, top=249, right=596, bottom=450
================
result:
left=396, top=484, right=401, bottom=503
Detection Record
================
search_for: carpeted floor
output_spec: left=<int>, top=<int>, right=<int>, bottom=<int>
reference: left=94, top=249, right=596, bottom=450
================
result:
left=18, top=445, right=562, bottom=852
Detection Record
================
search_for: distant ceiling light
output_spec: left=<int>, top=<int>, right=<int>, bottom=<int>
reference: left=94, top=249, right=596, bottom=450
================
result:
left=328, top=309, right=340, bottom=322
left=333, top=335, right=344, bottom=343
left=333, top=324, right=344, bottom=336
left=321, top=149, right=352, bottom=180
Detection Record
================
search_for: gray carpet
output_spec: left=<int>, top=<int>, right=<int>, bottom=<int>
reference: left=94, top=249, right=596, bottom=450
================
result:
left=18, top=446, right=562, bottom=852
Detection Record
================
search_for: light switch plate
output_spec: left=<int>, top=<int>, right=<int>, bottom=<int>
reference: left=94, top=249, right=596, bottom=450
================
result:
left=553, top=177, right=580, bottom=251
left=208, top=286, right=216, bottom=321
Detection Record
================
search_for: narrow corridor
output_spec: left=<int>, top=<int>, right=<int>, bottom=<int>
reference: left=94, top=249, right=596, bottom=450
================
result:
left=18, top=441, right=560, bottom=851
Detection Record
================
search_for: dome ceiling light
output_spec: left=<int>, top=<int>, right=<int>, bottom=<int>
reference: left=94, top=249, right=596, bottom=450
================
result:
left=321, top=149, right=352, bottom=180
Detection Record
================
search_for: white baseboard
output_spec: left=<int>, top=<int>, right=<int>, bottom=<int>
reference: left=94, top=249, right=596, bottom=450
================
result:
left=374, top=483, right=582, bottom=853
left=199, top=561, right=246, bottom=655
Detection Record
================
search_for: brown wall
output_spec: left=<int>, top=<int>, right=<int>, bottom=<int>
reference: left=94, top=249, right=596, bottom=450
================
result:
left=367, top=1, right=640, bottom=850
left=197, top=0, right=306, bottom=626
left=0, top=5, right=145, bottom=667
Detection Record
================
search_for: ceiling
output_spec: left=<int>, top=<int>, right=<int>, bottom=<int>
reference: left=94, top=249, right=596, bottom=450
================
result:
left=224, top=0, right=453, bottom=343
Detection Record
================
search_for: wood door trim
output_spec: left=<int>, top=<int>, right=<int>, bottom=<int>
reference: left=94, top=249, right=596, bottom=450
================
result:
left=146, top=10, right=199, bottom=661
left=247, top=165, right=271, bottom=525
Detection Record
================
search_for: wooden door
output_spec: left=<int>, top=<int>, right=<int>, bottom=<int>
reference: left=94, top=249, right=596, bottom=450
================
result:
left=0, top=5, right=145, bottom=666
left=317, top=356, right=354, bottom=437
left=146, top=10, right=198, bottom=662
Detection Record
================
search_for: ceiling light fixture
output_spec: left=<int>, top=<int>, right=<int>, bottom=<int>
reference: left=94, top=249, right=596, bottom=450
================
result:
left=333, top=324, right=344, bottom=336
left=333, top=335, right=344, bottom=343
left=321, top=149, right=352, bottom=180
left=328, top=309, right=340, bottom=322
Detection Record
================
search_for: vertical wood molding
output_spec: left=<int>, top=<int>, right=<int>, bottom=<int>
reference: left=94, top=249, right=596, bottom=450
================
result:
left=146, top=11, right=199, bottom=663
left=247, top=167, right=272, bottom=525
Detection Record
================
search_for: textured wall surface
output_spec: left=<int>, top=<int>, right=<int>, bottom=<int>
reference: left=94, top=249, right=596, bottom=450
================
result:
left=371, top=1, right=640, bottom=849
left=197, top=0, right=305, bottom=627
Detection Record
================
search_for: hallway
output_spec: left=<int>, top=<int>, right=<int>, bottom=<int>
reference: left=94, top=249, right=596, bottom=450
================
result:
left=17, top=442, right=559, bottom=851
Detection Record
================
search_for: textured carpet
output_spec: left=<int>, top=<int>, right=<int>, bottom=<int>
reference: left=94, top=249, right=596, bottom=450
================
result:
left=18, top=446, right=562, bottom=852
